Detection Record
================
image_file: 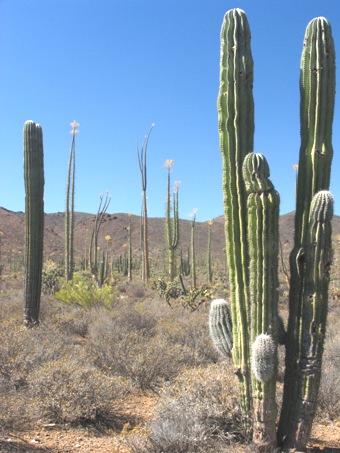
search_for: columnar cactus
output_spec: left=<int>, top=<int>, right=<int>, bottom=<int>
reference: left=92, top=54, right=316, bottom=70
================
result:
left=209, top=299, right=233, bottom=357
left=165, top=160, right=180, bottom=281
left=243, top=153, right=280, bottom=449
left=23, top=120, right=44, bottom=326
left=206, top=220, right=213, bottom=285
left=212, top=8, right=336, bottom=452
left=217, top=6, right=254, bottom=424
left=278, top=17, right=335, bottom=449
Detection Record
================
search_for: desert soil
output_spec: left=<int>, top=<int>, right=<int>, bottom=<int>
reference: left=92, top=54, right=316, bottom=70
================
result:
left=1, top=394, right=339, bottom=452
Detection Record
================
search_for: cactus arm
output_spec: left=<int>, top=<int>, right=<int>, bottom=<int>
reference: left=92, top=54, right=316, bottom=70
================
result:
left=285, top=191, right=333, bottom=449
left=23, top=121, right=45, bottom=326
left=243, top=153, right=279, bottom=449
left=209, top=299, right=233, bottom=357
left=295, top=18, right=335, bottom=247
left=217, top=7, right=254, bottom=419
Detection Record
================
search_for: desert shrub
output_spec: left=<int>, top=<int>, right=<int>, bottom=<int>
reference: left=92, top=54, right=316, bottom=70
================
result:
left=55, top=271, right=117, bottom=308
left=0, top=322, right=74, bottom=429
left=87, top=312, right=187, bottom=391
left=157, top=306, right=220, bottom=366
left=28, top=355, right=128, bottom=424
left=129, top=363, right=246, bottom=452
left=41, top=260, right=64, bottom=294
left=317, top=319, right=340, bottom=420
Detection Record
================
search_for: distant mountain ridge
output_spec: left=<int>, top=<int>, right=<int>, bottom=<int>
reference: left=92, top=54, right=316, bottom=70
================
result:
left=0, top=207, right=339, bottom=268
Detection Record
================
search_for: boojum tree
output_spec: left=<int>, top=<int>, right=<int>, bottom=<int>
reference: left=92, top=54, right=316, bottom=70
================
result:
left=137, top=124, right=154, bottom=282
left=209, top=9, right=335, bottom=451
left=65, top=120, right=79, bottom=282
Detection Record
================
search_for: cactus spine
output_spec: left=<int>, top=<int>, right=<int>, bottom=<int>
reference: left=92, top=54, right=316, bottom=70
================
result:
left=217, top=7, right=254, bottom=424
left=213, top=9, right=335, bottom=452
left=278, top=18, right=335, bottom=448
left=23, top=121, right=44, bottom=326
left=165, top=160, right=180, bottom=281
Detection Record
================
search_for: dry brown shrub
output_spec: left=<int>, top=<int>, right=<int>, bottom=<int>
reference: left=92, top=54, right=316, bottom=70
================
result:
left=28, top=355, right=129, bottom=424
left=127, top=362, right=248, bottom=453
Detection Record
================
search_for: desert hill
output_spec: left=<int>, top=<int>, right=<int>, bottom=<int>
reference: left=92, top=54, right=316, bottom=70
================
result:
left=0, top=207, right=339, bottom=272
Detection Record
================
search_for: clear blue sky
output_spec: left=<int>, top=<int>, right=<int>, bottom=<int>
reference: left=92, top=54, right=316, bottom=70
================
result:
left=0, top=0, right=339, bottom=221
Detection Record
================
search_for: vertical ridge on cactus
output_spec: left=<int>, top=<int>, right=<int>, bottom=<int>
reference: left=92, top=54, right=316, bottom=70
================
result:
left=23, top=120, right=44, bottom=327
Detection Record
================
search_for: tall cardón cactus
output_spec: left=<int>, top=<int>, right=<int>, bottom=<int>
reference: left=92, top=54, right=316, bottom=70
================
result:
left=23, top=120, right=45, bottom=327
left=278, top=17, right=336, bottom=449
left=211, top=9, right=336, bottom=452
left=216, top=7, right=254, bottom=427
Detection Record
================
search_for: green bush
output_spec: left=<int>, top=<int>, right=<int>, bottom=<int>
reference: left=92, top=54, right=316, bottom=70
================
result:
left=55, top=272, right=117, bottom=308
left=41, top=260, right=64, bottom=294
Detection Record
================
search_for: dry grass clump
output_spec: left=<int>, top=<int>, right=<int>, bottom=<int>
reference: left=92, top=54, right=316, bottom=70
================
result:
left=127, top=362, right=248, bottom=453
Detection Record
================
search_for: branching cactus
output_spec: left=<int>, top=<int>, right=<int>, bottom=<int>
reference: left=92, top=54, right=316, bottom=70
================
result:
left=211, top=8, right=336, bottom=452
left=23, top=120, right=44, bottom=327
left=278, top=17, right=335, bottom=449
left=165, top=160, right=180, bottom=281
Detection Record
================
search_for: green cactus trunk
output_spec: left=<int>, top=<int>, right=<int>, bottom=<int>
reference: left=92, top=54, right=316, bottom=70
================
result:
left=243, top=153, right=280, bottom=449
left=189, top=213, right=197, bottom=289
left=217, top=7, right=254, bottom=423
left=23, top=121, right=45, bottom=327
left=206, top=222, right=213, bottom=285
left=213, top=8, right=335, bottom=452
left=165, top=165, right=179, bottom=281
left=281, top=192, right=333, bottom=449
left=278, top=18, right=335, bottom=448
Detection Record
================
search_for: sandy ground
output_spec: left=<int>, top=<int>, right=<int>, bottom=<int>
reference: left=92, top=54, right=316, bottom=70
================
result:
left=1, top=395, right=340, bottom=452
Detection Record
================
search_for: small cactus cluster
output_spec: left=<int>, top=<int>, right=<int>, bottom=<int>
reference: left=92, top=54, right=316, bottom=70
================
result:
left=210, top=8, right=336, bottom=451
